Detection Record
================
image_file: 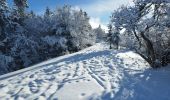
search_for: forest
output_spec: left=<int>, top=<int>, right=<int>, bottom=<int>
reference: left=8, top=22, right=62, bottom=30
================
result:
left=0, top=0, right=107, bottom=75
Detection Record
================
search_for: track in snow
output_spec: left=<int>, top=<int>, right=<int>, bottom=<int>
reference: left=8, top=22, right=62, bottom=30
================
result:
left=1, top=43, right=166, bottom=100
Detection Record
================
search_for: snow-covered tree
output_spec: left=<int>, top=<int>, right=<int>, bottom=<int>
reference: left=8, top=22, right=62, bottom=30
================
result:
left=112, top=29, right=120, bottom=49
left=10, top=34, right=40, bottom=68
left=28, top=10, right=36, bottom=18
left=107, top=24, right=113, bottom=49
left=53, top=6, right=94, bottom=52
left=0, top=54, right=14, bottom=75
left=0, top=0, right=12, bottom=54
left=70, top=9, right=94, bottom=50
left=0, top=0, right=16, bottom=74
left=107, top=24, right=120, bottom=49
left=0, top=2, right=96, bottom=75
left=0, top=0, right=8, bottom=13
left=44, top=7, right=52, bottom=18
left=0, top=0, right=8, bottom=39
left=13, top=0, right=28, bottom=18
left=94, top=25, right=106, bottom=43
left=111, top=0, right=170, bottom=67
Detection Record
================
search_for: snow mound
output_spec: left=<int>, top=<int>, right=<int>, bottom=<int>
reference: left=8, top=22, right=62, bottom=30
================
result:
left=0, top=43, right=170, bottom=100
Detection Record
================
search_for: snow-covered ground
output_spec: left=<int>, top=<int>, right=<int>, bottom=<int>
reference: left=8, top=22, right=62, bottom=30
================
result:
left=0, top=43, right=170, bottom=100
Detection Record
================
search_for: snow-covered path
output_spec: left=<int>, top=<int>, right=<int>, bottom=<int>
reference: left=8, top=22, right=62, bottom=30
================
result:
left=0, top=43, right=170, bottom=100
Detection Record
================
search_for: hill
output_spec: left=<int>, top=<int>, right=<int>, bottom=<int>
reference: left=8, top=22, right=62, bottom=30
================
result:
left=0, top=43, right=170, bottom=100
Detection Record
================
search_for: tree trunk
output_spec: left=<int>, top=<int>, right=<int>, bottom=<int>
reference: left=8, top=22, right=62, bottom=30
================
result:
left=133, top=28, right=141, bottom=49
left=140, top=32, right=156, bottom=67
left=110, top=41, right=112, bottom=49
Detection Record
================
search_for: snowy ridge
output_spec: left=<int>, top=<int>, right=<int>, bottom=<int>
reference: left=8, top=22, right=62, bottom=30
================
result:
left=0, top=43, right=170, bottom=100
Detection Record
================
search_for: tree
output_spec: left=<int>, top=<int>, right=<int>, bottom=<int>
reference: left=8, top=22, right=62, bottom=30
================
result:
left=107, top=24, right=113, bottom=49
left=0, top=55, right=14, bottom=75
left=55, top=6, right=94, bottom=52
left=112, top=28, right=120, bottom=49
left=44, top=7, right=52, bottom=18
left=13, top=0, right=28, bottom=25
left=0, top=0, right=8, bottom=39
left=0, top=3, right=96, bottom=75
left=0, top=0, right=16, bottom=74
left=0, top=0, right=11, bottom=54
left=29, top=10, right=36, bottom=18
left=10, top=34, right=40, bottom=69
left=94, top=25, right=106, bottom=43
left=111, top=0, right=170, bottom=68
left=13, top=0, right=28, bottom=17
left=70, top=9, right=94, bottom=50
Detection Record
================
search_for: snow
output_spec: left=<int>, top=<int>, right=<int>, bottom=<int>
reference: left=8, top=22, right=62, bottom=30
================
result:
left=0, top=43, right=170, bottom=100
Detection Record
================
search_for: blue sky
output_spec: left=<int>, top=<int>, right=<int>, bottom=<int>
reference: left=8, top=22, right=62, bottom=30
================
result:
left=8, top=0, right=132, bottom=31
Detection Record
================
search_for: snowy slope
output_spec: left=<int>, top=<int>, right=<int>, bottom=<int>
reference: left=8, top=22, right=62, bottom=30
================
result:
left=0, top=43, right=170, bottom=100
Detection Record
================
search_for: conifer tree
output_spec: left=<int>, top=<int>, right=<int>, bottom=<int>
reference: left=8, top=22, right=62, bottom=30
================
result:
left=14, top=0, right=28, bottom=17
left=108, top=24, right=113, bottom=49
left=44, top=7, right=52, bottom=18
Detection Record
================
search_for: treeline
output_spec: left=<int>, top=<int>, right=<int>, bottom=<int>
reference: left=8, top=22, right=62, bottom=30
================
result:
left=0, top=0, right=105, bottom=75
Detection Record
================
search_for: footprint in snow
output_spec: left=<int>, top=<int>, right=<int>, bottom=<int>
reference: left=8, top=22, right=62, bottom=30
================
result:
left=29, top=74, right=34, bottom=78
left=28, top=81, right=39, bottom=93
left=82, top=79, right=91, bottom=82
left=82, top=61, right=88, bottom=64
left=0, top=84, right=5, bottom=88
left=28, top=79, right=44, bottom=93
left=75, top=80, right=79, bottom=83
left=81, top=93, right=86, bottom=96
left=44, top=75, right=55, bottom=81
